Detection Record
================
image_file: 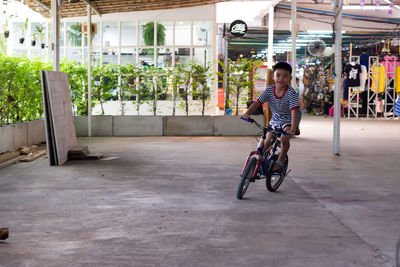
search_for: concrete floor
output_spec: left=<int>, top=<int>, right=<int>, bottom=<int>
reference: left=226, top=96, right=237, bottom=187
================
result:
left=0, top=116, right=399, bottom=267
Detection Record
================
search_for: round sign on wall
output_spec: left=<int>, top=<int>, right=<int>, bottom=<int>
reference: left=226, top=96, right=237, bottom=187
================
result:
left=230, top=20, right=247, bottom=38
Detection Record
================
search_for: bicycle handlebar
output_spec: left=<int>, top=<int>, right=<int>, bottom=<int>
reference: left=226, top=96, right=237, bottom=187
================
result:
left=240, top=116, right=291, bottom=136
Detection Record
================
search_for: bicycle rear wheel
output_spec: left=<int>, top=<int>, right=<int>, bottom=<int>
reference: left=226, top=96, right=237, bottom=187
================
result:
left=236, top=157, right=257, bottom=199
left=265, top=155, right=288, bottom=192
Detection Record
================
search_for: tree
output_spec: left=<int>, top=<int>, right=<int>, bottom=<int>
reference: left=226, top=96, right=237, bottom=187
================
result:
left=190, top=61, right=212, bottom=116
left=167, top=64, right=186, bottom=116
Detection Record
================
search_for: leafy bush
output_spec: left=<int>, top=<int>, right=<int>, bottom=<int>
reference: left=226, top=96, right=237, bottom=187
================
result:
left=0, top=55, right=51, bottom=126
left=60, top=60, right=88, bottom=116
left=0, top=55, right=263, bottom=125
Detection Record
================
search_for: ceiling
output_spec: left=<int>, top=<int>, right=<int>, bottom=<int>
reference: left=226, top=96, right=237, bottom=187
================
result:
left=228, top=0, right=400, bottom=59
left=19, top=0, right=400, bottom=58
left=21, top=0, right=224, bottom=18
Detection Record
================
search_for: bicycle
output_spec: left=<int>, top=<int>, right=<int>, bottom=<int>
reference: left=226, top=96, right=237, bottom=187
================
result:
left=236, top=117, right=291, bottom=199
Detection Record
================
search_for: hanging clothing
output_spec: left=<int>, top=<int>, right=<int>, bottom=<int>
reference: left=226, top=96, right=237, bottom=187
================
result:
left=345, top=63, right=362, bottom=87
left=394, top=95, right=400, bottom=116
left=395, top=66, right=400, bottom=93
left=371, top=64, right=386, bottom=93
left=349, top=65, right=367, bottom=92
left=381, top=55, right=399, bottom=78
left=343, top=79, right=349, bottom=100
left=360, top=53, right=369, bottom=70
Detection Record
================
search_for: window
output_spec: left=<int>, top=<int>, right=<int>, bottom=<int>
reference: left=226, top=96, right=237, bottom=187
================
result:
left=121, top=22, right=137, bottom=46
left=138, top=48, right=154, bottom=66
left=103, top=22, right=118, bottom=47
left=66, top=48, right=82, bottom=63
left=193, top=48, right=212, bottom=66
left=175, top=48, right=190, bottom=66
left=157, top=48, right=173, bottom=67
left=102, top=48, right=119, bottom=65
left=121, top=48, right=137, bottom=65
left=66, top=22, right=82, bottom=47
left=175, top=21, right=191, bottom=46
left=139, top=21, right=152, bottom=46
left=84, top=22, right=100, bottom=47
left=158, top=21, right=173, bottom=46
left=193, top=21, right=212, bottom=46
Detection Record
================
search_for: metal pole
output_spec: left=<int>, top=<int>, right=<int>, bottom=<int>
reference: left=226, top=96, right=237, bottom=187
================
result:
left=213, top=4, right=218, bottom=114
left=268, top=4, right=274, bottom=69
left=87, top=5, right=92, bottom=137
left=223, top=28, right=228, bottom=114
left=290, top=0, right=296, bottom=89
left=52, top=0, right=60, bottom=71
left=333, top=0, right=342, bottom=155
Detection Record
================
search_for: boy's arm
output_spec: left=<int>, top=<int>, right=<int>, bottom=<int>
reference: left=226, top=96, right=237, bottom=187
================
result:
left=288, top=108, right=299, bottom=136
left=242, top=100, right=261, bottom=119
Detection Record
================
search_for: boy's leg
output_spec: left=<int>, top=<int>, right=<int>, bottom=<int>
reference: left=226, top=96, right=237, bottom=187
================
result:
left=263, top=132, right=274, bottom=155
left=274, top=126, right=291, bottom=170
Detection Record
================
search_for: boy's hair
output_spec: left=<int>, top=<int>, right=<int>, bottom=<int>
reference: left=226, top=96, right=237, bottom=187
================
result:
left=273, top=62, right=292, bottom=75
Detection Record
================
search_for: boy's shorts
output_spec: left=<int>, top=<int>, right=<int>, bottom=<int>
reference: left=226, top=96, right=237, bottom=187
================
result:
left=269, top=122, right=300, bottom=136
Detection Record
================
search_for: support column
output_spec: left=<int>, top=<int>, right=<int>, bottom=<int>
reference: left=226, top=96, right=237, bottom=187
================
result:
left=290, top=0, right=296, bottom=89
left=268, top=4, right=274, bottom=69
left=87, top=5, right=92, bottom=137
left=223, top=24, right=228, bottom=115
left=52, top=0, right=60, bottom=71
left=333, top=0, right=343, bottom=155
left=213, top=4, right=218, bottom=114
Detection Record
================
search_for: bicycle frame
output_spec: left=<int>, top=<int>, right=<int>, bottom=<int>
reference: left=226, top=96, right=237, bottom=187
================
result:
left=240, top=118, right=287, bottom=181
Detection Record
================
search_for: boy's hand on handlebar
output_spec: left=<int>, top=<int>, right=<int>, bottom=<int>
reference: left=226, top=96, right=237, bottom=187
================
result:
left=240, top=114, right=254, bottom=123
left=241, top=113, right=250, bottom=120
left=286, top=129, right=296, bottom=136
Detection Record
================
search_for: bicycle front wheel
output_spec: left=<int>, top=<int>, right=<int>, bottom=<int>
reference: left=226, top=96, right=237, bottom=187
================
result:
left=236, top=157, right=257, bottom=199
left=266, top=155, right=288, bottom=192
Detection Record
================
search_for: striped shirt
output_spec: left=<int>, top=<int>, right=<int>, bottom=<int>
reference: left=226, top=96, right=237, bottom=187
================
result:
left=257, top=85, right=301, bottom=125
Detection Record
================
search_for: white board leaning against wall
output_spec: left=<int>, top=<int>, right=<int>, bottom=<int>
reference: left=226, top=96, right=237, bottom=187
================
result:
left=41, top=70, right=77, bottom=166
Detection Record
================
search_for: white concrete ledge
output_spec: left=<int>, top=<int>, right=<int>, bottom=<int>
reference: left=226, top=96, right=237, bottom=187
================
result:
left=14, top=123, right=28, bottom=149
left=74, top=116, right=113, bottom=137
left=113, top=116, right=163, bottom=136
left=0, top=125, right=15, bottom=154
left=0, top=120, right=45, bottom=154
left=73, top=115, right=267, bottom=137
left=213, top=115, right=263, bottom=136
left=28, top=120, right=46, bottom=145
left=164, top=116, right=213, bottom=136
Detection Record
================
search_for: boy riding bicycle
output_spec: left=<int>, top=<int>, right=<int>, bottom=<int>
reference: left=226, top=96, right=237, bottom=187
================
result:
left=242, top=62, right=301, bottom=172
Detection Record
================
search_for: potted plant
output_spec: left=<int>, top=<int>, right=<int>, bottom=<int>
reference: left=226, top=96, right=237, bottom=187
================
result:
left=2, top=14, right=15, bottom=39
left=34, top=25, right=45, bottom=48
left=31, top=31, right=37, bottom=46
left=142, top=22, right=165, bottom=56
left=18, top=18, right=28, bottom=44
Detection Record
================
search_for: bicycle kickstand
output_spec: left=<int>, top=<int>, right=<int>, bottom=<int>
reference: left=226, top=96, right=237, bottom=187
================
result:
left=281, top=169, right=292, bottom=179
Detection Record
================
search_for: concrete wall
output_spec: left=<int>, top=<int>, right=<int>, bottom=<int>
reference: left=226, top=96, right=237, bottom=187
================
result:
left=0, top=125, right=15, bottom=154
left=74, top=116, right=113, bottom=137
left=213, top=116, right=262, bottom=136
left=164, top=116, right=214, bottom=136
left=14, top=123, right=28, bottom=150
left=0, top=120, right=45, bottom=154
left=113, top=116, right=163, bottom=136
left=0, top=116, right=262, bottom=153
left=75, top=115, right=264, bottom=137
left=28, top=120, right=46, bottom=145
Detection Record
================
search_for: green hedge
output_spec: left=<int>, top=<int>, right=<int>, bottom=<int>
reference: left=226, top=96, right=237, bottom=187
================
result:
left=0, top=56, right=51, bottom=126
left=0, top=55, right=261, bottom=126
